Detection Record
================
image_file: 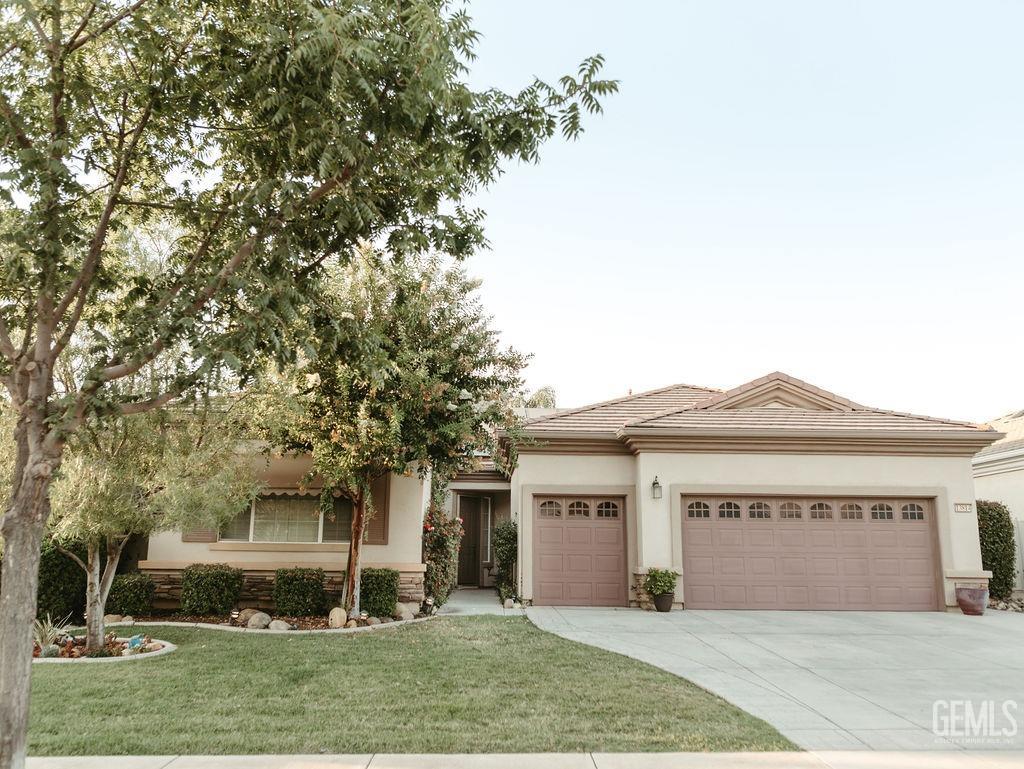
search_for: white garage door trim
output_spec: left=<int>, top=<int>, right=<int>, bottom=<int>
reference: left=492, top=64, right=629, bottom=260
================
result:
left=680, top=493, right=943, bottom=611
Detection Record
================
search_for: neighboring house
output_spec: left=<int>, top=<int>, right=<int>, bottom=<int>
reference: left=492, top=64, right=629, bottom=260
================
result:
left=972, top=409, right=1024, bottom=592
left=506, top=372, right=1000, bottom=611
left=141, top=453, right=431, bottom=607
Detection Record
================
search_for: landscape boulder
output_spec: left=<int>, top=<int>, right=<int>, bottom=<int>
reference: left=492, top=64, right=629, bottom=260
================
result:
left=103, top=614, right=122, bottom=624
left=268, top=619, right=293, bottom=631
left=393, top=605, right=415, bottom=622
left=366, top=616, right=381, bottom=626
left=237, top=608, right=261, bottom=625
left=344, top=619, right=358, bottom=629
left=246, top=611, right=272, bottom=629
left=328, top=607, right=347, bottom=628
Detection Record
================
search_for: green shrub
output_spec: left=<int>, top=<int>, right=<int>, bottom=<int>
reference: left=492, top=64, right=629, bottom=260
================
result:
left=106, top=572, right=155, bottom=616
left=643, top=567, right=680, bottom=597
left=273, top=568, right=328, bottom=615
left=360, top=567, right=399, bottom=618
left=37, top=539, right=88, bottom=620
left=492, top=519, right=518, bottom=601
left=977, top=500, right=1018, bottom=599
left=422, top=503, right=463, bottom=607
left=180, top=563, right=244, bottom=615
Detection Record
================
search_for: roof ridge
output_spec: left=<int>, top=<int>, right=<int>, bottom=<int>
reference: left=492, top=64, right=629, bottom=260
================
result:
left=854, top=406, right=992, bottom=431
left=624, top=371, right=865, bottom=427
left=521, top=382, right=720, bottom=427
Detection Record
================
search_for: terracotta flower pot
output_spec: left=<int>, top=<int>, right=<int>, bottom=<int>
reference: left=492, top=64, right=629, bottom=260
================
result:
left=652, top=593, right=674, bottom=613
left=955, top=585, right=988, bottom=616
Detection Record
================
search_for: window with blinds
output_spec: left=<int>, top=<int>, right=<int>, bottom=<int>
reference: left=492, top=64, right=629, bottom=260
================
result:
left=220, top=495, right=354, bottom=543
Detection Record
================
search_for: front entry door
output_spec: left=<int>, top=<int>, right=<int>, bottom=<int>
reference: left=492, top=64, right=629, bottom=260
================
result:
left=457, top=496, right=482, bottom=586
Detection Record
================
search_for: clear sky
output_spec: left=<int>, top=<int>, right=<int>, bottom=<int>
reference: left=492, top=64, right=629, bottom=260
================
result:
left=462, top=1, right=1023, bottom=424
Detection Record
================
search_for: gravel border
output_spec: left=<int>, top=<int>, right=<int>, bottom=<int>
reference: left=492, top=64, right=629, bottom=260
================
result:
left=32, top=638, right=177, bottom=665
left=102, top=614, right=437, bottom=636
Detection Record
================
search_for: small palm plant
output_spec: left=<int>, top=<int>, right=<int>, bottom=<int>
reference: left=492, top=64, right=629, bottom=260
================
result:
left=33, top=613, right=72, bottom=657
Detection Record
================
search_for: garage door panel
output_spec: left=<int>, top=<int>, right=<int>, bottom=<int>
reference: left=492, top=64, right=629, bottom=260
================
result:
left=682, top=496, right=939, bottom=611
left=566, top=528, right=592, bottom=545
left=538, top=528, right=564, bottom=545
left=533, top=495, right=628, bottom=607
left=746, top=529, right=775, bottom=547
left=594, top=528, right=622, bottom=546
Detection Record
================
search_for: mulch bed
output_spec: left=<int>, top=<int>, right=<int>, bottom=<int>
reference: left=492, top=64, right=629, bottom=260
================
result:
left=133, top=613, right=332, bottom=630
left=34, top=633, right=165, bottom=659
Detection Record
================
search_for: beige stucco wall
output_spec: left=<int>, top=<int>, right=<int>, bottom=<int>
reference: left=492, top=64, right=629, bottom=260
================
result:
left=514, top=450, right=986, bottom=609
left=143, top=469, right=429, bottom=572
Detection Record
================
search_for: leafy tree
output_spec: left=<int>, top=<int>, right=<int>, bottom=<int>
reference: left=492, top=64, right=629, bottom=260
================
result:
left=518, top=386, right=557, bottom=409
left=49, top=403, right=260, bottom=649
left=0, top=1, right=615, bottom=764
left=253, top=249, right=526, bottom=613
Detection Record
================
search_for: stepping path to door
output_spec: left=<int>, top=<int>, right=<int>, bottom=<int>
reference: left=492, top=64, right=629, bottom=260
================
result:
left=527, top=606, right=1024, bottom=752
left=438, top=587, right=524, bottom=616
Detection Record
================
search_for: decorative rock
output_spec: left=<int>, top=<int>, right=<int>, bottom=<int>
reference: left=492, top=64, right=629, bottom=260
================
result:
left=268, top=619, right=293, bottom=631
left=329, top=607, right=348, bottom=628
left=103, top=614, right=122, bottom=624
left=503, top=599, right=514, bottom=609
left=143, top=642, right=164, bottom=653
left=402, top=602, right=421, bottom=616
left=365, top=616, right=381, bottom=626
left=246, top=611, right=272, bottom=629
left=121, top=615, right=134, bottom=624
left=512, top=602, right=522, bottom=609
left=394, top=606, right=415, bottom=621
left=237, top=608, right=260, bottom=625
left=40, top=644, right=59, bottom=658
left=344, top=619, right=358, bottom=629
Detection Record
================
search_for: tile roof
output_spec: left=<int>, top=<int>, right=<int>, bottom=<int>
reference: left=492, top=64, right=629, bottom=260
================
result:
left=521, top=383, right=721, bottom=434
left=625, top=407, right=989, bottom=433
left=976, top=412, right=1024, bottom=456
left=522, top=372, right=994, bottom=437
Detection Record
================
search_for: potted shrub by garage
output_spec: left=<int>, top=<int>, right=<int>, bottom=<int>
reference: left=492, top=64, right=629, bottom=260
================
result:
left=643, top=568, right=680, bottom=613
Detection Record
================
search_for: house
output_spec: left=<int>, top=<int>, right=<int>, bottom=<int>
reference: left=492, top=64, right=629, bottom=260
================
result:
left=502, top=372, right=1000, bottom=611
left=972, top=409, right=1024, bottom=592
left=140, top=453, right=431, bottom=607
left=141, top=372, right=1001, bottom=613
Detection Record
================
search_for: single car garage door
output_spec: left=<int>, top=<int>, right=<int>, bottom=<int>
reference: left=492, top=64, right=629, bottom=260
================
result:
left=533, top=495, right=627, bottom=606
left=681, top=495, right=940, bottom=611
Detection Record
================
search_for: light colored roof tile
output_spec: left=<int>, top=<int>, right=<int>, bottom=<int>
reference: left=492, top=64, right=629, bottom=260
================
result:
left=522, top=383, right=720, bottom=433
left=626, top=407, right=990, bottom=433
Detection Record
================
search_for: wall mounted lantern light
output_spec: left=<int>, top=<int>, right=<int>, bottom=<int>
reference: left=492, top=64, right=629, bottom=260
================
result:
left=652, top=476, right=663, bottom=500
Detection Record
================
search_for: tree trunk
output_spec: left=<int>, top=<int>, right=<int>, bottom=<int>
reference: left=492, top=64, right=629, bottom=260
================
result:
left=84, top=541, right=104, bottom=650
left=0, top=457, right=56, bottom=769
left=342, top=491, right=367, bottom=615
left=81, top=536, right=127, bottom=651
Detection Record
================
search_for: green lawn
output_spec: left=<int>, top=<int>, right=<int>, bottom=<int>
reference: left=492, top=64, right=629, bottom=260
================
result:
left=29, top=616, right=792, bottom=754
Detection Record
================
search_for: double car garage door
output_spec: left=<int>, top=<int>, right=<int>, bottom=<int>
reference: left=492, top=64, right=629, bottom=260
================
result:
left=532, top=492, right=941, bottom=611
left=682, top=495, right=940, bottom=611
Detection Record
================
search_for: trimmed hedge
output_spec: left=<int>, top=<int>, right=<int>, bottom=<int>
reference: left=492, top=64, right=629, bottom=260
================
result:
left=180, top=563, right=244, bottom=615
left=360, top=567, right=399, bottom=618
left=0, top=539, right=88, bottom=620
left=273, top=568, right=327, bottom=616
left=107, top=572, right=155, bottom=616
left=977, top=500, right=1018, bottom=599
left=38, top=539, right=88, bottom=620
left=492, top=520, right=518, bottom=602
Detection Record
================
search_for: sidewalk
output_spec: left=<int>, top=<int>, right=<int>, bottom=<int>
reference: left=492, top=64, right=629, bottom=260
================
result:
left=24, top=753, right=1024, bottom=768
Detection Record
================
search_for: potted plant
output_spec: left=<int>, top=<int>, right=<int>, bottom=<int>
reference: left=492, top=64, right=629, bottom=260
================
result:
left=954, top=582, right=988, bottom=616
left=643, top=568, right=680, bottom=613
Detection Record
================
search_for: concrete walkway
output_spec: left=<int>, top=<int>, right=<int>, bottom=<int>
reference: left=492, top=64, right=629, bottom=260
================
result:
left=527, top=606, right=1024, bottom=752
left=438, top=587, right=523, bottom=616
left=23, top=752, right=1024, bottom=768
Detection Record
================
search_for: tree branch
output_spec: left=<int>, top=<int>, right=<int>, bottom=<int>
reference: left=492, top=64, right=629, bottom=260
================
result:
left=67, top=0, right=148, bottom=53
left=15, top=0, right=51, bottom=50
left=118, top=391, right=178, bottom=415
left=53, top=541, right=87, bottom=573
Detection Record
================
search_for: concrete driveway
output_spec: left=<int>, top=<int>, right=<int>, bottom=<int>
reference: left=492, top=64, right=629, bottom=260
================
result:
left=527, top=607, right=1024, bottom=752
